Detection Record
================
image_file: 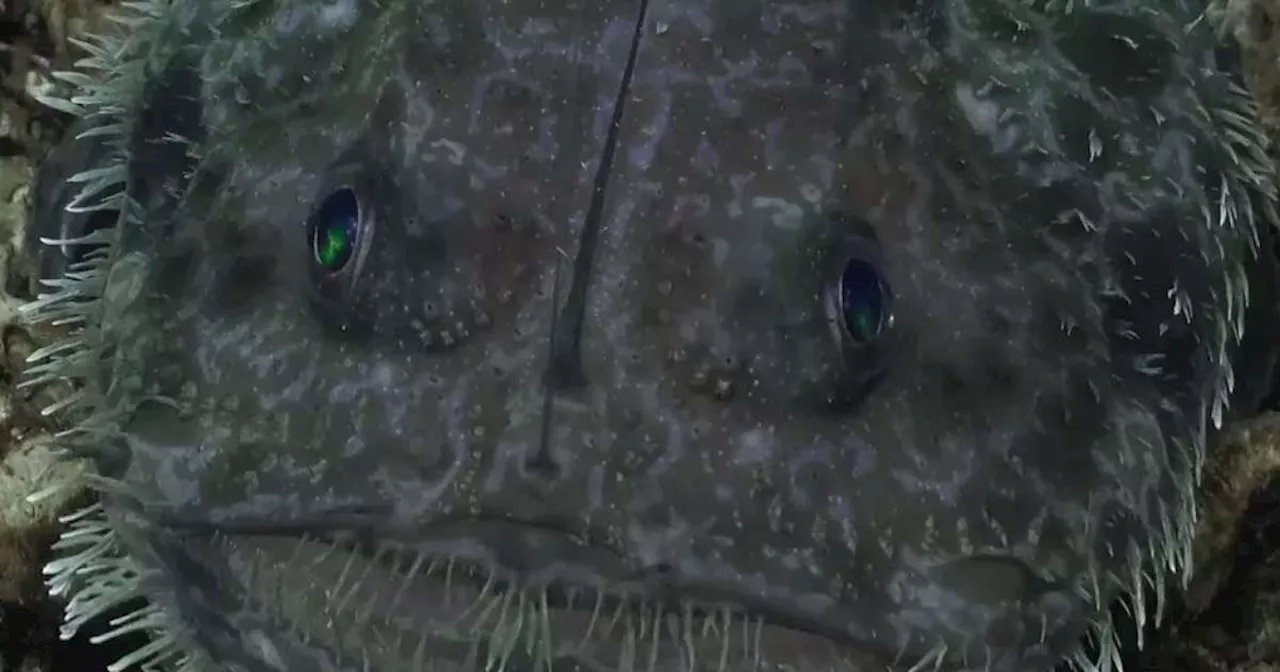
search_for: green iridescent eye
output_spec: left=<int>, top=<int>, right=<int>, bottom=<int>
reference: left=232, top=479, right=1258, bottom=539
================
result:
left=310, top=187, right=361, bottom=273
left=837, top=257, right=890, bottom=343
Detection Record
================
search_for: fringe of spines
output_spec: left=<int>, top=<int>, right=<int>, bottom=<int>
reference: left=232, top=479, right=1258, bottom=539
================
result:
left=17, top=2, right=216, bottom=671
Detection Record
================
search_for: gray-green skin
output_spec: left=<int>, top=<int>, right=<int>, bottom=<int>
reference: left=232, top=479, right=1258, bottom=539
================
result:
left=25, top=0, right=1280, bottom=670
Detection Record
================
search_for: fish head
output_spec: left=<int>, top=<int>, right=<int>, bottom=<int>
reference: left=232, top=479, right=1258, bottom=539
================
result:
left=27, top=0, right=1276, bottom=671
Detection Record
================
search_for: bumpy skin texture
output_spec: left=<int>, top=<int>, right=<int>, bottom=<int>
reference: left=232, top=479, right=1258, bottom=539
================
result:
left=28, top=0, right=1279, bottom=670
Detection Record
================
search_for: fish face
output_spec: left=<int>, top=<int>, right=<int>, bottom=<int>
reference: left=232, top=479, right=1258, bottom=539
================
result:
left=26, top=0, right=1276, bottom=671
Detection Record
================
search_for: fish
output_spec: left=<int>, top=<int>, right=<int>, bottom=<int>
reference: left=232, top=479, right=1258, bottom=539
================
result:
left=19, top=0, right=1280, bottom=670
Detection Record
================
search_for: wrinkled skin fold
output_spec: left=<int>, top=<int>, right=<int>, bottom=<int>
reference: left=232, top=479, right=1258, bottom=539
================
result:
left=25, top=0, right=1280, bottom=670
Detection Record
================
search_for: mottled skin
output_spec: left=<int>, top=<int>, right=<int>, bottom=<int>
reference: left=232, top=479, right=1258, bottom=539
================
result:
left=27, top=0, right=1280, bottom=670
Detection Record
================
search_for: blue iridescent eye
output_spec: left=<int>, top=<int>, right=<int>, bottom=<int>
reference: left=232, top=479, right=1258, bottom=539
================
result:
left=837, top=257, right=890, bottom=343
left=309, top=188, right=361, bottom=273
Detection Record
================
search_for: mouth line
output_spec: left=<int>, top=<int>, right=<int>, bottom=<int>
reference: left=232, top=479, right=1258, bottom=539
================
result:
left=165, top=514, right=929, bottom=671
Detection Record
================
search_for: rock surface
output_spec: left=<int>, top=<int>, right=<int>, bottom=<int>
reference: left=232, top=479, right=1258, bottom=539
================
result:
left=0, top=3, right=118, bottom=669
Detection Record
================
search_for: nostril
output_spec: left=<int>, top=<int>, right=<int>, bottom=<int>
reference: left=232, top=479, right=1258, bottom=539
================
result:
left=920, top=555, right=1088, bottom=661
left=928, top=555, right=1032, bottom=606
left=928, top=556, right=1036, bottom=653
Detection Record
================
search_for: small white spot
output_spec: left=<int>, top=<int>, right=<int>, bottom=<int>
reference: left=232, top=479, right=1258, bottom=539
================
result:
left=953, top=81, right=1020, bottom=153
left=732, top=427, right=777, bottom=465
left=431, top=139, right=468, bottom=164
left=243, top=630, right=286, bottom=671
left=799, top=184, right=822, bottom=203
left=318, top=0, right=359, bottom=30
left=954, top=82, right=1000, bottom=136
left=751, top=196, right=804, bottom=230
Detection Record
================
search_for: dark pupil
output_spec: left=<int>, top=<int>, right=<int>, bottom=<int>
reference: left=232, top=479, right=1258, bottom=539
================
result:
left=312, top=188, right=359, bottom=272
left=840, top=258, right=885, bottom=342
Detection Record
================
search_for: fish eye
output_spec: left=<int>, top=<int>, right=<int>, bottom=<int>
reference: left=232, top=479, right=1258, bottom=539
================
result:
left=308, top=187, right=364, bottom=276
left=830, top=255, right=892, bottom=345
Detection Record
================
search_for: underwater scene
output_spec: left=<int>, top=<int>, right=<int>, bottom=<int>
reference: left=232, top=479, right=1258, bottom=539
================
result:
left=3, top=0, right=1280, bottom=670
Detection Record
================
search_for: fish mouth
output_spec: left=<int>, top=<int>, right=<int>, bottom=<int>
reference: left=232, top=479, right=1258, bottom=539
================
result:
left=163, top=515, right=1072, bottom=672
